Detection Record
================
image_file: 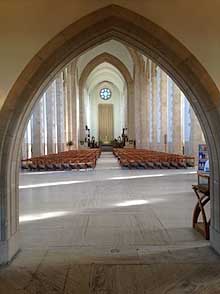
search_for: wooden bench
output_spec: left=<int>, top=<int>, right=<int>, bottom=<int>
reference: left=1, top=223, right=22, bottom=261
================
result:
left=113, top=148, right=193, bottom=170
left=21, top=149, right=100, bottom=171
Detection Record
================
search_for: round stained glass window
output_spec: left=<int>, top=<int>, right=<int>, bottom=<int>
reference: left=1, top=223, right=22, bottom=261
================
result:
left=100, top=88, right=111, bottom=100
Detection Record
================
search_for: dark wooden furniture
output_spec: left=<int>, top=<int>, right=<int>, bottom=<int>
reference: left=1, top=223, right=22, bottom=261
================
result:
left=192, top=172, right=210, bottom=240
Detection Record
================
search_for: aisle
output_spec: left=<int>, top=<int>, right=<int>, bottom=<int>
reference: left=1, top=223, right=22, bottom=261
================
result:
left=96, top=151, right=120, bottom=170
left=14, top=159, right=214, bottom=293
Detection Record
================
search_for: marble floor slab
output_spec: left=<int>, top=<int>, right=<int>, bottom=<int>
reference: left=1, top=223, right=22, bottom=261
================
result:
left=0, top=152, right=217, bottom=293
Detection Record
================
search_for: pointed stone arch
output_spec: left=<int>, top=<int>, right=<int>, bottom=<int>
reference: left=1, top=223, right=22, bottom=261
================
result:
left=0, top=5, right=220, bottom=263
left=78, top=52, right=134, bottom=140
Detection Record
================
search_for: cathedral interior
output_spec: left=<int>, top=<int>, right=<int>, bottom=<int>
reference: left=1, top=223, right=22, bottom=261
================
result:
left=0, top=2, right=220, bottom=293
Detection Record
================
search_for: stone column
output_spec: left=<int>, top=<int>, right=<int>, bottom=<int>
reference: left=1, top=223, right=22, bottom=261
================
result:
left=133, top=53, right=149, bottom=149
left=151, top=63, right=157, bottom=150
left=32, top=103, right=42, bottom=156
left=183, top=96, right=192, bottom=155
left=79, top=76, right=87, bottom=143
left=21, top=129, right=28, bottom=159
left=160, top=70, right=168, bottom=152
left=147, top=60, right=153, bottom=148
left=127, top=81, right=135, bottom=140
left=120, top=84, right=127, bottom=132
left=155, top=66, right=162, bottom=151
left=65, top=66, right=73, bottom=144
left=56, top=72, right=65, bottom=152
left=123, top=85, right=127, bottom=130
left=173, top=83, right=182, bottom=154
left=46, top=82, right=56, bottom=154
left=40, top=95, right=46, bottom=155
left=140, top=57, right=149, bottom=148
left=63, top=69, right=69, bottom=149
left=63, top=61, right=78, bottom=149
left=70, top=61, right=79, bottom=149
left=167, top=78, right=174, bottom=153
left=190, top=108, right=205, bottom=160
left=133, top=53, right=142, bottom=148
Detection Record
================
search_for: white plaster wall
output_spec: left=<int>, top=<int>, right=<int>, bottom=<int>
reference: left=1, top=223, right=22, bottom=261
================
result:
left=89, top=82, right=124, bottom=141
left=77, top=40, right=133, bottom=79
left=87, top=63, right=125, bottom=91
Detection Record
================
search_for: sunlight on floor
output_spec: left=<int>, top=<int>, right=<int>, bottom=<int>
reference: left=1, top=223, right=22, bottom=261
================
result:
left=19, top=170, right=197, bottom=189
left=115, top=198, right=166, bottom=207
left=19, top=211, right=71, bottom=223
left=108, top=171, right=196, bottom=181
left=19, top=179, right=91, bottom=189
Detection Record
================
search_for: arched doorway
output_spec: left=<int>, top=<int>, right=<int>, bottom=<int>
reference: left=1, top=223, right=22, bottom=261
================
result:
left=0, top=5, right=219, bottom=264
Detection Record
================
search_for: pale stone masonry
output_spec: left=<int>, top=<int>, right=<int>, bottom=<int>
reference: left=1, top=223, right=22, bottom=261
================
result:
left=22, top=47, right=204, bottom=160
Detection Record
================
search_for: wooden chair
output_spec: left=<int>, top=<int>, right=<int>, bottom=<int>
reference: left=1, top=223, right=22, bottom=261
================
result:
left=192, top=172, right=210, bottom=240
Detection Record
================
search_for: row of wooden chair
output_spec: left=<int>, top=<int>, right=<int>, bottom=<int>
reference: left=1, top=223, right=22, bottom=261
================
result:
left=21, top=149, right=101, bottom=171
left=113, top=148, right=195, bottom=169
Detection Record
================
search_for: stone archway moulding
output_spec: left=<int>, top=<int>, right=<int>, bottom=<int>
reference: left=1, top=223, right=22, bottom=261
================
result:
left=0, top=5, right=220, bottom=264
left=78, top=52, right=134, bottom=140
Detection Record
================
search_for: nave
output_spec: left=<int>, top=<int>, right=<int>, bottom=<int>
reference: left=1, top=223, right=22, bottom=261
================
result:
left=1, top=152, right=218, bottom=293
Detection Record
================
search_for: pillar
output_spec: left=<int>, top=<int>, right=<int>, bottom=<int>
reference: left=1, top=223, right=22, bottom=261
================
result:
left=160, top=70, right=168, bottom=152
left=21, top=129, right=28, bottom=159
left=183, top=96, right=192, bottom=155
left=155, top=66, right=162, bottom=151
left=46, top=82, right=57, bottom=154
left=151, top=62, right=157, bottom=150
left=127, top=81, right=135, bottom=140
left=64, top=61, right=78, bottom=149
left=167, top=77, right=174, bottom=153
left=70, top=61, right=79, bottom=149
left=133, top=53, right=142, bottom=148
left=133, top=52, right=149, bottom=149
left=140, top=56, right=149, bottom=148
left=32, top=103, right=42, bottom=156
left=147, top=59, right=153, bottom=148
left=56, top=72, right=65, bottom=152
left=190, top=108, right=205, bottom=160
left=173, top=83, right=182, bottom=154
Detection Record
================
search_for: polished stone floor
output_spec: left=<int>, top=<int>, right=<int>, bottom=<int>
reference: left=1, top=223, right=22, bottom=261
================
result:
left=0, top=152, right=218, bottom=293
